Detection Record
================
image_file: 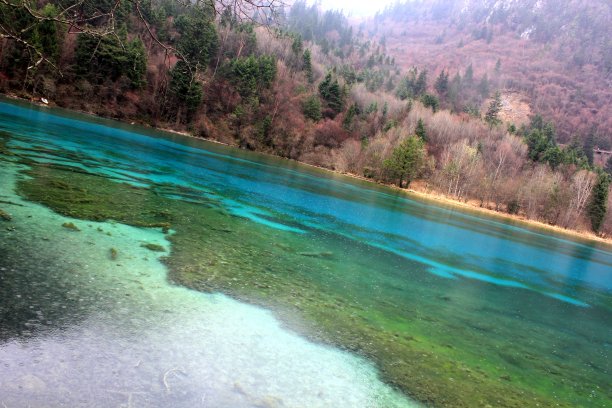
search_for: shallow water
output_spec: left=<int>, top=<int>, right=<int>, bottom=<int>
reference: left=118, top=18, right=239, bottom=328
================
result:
left=0, top=98, right=611, bottom=407
left=0, top=147, right=411, bottom=408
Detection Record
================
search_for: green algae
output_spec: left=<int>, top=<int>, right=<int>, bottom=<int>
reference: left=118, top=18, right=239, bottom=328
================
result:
left=15, top=164, right=612, bottom=408
left=110, top=247, right=118, bottom=260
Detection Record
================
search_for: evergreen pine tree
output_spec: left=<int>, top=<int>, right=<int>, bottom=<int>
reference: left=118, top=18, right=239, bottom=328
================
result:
left=175, top=9, right=218, bottom=68
left=383, top=136, right=426, bottom=187
left=302, top=49, right=313, bottom=83
left=485, top=91, right=503, bottom=126
left=169, top=61, right=203, bottom=119
left=420, top=93, right=439, bottom=112
left=302, top=95, right=321, bottom=121
left=415, top=69, right=427, bottom=96
left=464, top=63, right=474, bottom=85
left=434, top=70, right=449, bottom=96
left=583, top=128, right=595, bottom=165
left=292, top=35, right=303, bottom=55
left=478, top=74, right=490, bottom=97
left=588, top=171, right=611, bottom=233
left=415, top=118, right=427, bottom=142
left=343, top=103, right=359, bottom=130
left=127, top=38, right=147, bottom=88
left=38, top=4, right=60, bottom=62
left=318, top=72, right=344, bottom=114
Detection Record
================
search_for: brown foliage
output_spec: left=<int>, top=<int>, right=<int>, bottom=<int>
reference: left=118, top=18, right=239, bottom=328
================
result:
left=313, top=119, right=349, bottom=148
left=374, top=19, right=611, bottom=146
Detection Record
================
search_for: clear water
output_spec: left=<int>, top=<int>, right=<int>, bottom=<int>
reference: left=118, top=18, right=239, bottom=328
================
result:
left=0, top=98, right=610, bottom=407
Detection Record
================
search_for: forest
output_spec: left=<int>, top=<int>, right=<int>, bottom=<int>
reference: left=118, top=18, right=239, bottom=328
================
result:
left=0, top=0, right=611, bottom=236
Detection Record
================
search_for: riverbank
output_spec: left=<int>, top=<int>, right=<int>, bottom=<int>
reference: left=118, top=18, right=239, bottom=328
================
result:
left=165, top=128, right=612, bottom=247
left=2, top=93, right=610, bottom=246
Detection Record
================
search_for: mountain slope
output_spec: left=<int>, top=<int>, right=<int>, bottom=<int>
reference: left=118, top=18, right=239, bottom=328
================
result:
left=370, top=0, right=611, bottom=146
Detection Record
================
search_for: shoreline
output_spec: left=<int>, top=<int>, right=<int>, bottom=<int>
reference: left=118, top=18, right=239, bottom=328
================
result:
left=2, top=93, right=611, bottom=246
left=164, top=127, right=612, bottom=247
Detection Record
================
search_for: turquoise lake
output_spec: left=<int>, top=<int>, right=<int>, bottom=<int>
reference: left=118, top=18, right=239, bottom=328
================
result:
left=0, top=98, right=610, bottom=407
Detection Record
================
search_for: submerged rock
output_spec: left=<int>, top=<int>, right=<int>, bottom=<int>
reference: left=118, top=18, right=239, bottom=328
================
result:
left=0, top=208, right=11, bottom=221
left=61, top=222, right=80, bottom=231
left=297, top=251, right=333, bottom=258
left=141, top=243, right=166, bottom=252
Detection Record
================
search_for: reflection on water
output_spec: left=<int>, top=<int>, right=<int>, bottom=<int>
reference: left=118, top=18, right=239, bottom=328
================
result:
left=0, top=99, right=611, bottom=407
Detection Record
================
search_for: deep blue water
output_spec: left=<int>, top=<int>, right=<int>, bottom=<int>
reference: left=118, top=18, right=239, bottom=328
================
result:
left=1, top=99, right=610, bottom=308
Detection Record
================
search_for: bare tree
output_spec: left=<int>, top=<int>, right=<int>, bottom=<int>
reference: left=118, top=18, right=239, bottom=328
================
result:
left=561, top=169, right=596, bottom=228
left=439, top=139, right=482, bottom=200
left=0, top=0, right=285, bottom=73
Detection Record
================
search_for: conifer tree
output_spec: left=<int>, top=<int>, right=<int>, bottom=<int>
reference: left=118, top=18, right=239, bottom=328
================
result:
left=415, top=69, right=427, bottom=96
left=302, top=95, right=321, bottom=121
left=420, top=93, right=439, bottom=112
left=583, top=128, right=595, bottom=165
left=169, top=60, right=203, bottom=119
left=464, top=63, right=474, bottom=85
left=434, top=70, right=448, bottom=96
left=292, top=35, right=303, bottom=55
left=383, top=136, right=426, bottom=187
left=588, top=171, right=611, bottom=233
left=127, top=38, right=147, bottom=88
left=415, top=118, right=427, bottom=142
left=478, top=74, right=490, bottom=97
left=303, top=49, right=313, bottom=83
left=319, top=72, right=344, bottom=114
left=485, top=91, right=503, bottom=126
left=175, top=9, right=218, bottom=69
left=38, top=4, right=60, bottom=62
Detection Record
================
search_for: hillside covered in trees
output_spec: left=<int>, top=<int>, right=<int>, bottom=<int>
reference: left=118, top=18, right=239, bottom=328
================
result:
left=0, top=0, right=611, bottom=236
left=370, top=0, right=611, bottom=146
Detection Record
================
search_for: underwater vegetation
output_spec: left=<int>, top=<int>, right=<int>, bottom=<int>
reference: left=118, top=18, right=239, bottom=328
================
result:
left=15, top=163, right=612, bottom=408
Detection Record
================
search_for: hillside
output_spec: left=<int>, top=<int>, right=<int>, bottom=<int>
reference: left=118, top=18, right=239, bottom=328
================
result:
left=0, top=0, right=611, bottom=239
left=369, top=0, right=612, bottom=147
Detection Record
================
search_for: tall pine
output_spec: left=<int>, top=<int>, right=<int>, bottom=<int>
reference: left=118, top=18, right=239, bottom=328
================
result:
left=588, top=171, right=611, bottom=233
left=415, top=118, right=427, bottom=142
left=319, top=72, right=344, bottom=114
left=485, top=91, right=502, bottom=126
left=303, top=49, right=313, bottom=83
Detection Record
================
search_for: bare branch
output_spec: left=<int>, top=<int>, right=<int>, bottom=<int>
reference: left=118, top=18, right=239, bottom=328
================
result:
left=0, top=0, right=287, bottom=75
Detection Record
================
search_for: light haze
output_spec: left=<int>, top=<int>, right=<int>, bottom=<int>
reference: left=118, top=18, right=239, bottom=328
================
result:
left=316, top=0, right=397, bottom=17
